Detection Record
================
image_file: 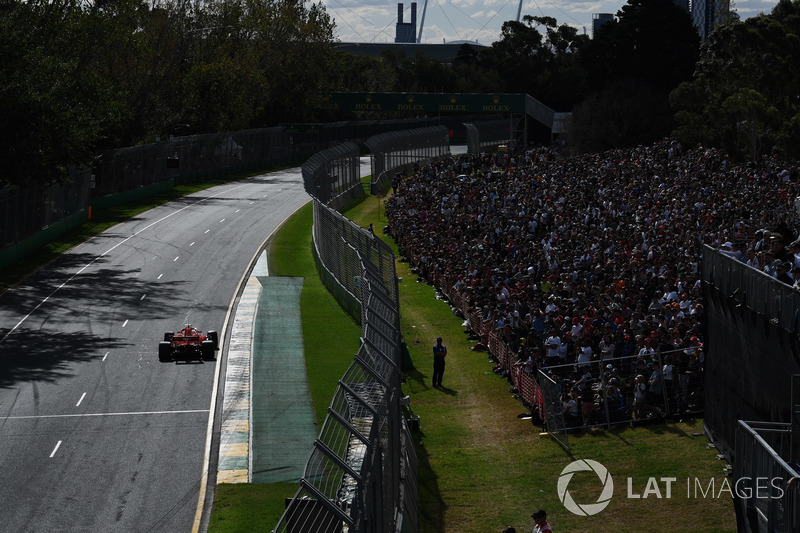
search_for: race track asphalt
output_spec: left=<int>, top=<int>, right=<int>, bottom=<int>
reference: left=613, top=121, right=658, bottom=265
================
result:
left=0, top=168, right=310, bottom=532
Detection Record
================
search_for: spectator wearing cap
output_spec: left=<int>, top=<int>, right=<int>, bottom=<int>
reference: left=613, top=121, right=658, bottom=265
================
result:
left=776, top=261, right=794, bottom=285
left=531, top=509, right=553, bottom=533
left=771, top=236, right=793, bottom=264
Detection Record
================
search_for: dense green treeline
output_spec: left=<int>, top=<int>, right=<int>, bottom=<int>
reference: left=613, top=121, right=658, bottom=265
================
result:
left=2, top=0, right=800, bottom=188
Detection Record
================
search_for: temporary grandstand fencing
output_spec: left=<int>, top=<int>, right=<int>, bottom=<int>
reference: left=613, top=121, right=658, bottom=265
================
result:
left=463, top=119, right=517, bottom=154
left=533, top=347, right=704, bottom=433
left=734, top=420, right=800, bottom=533
left=702, top=245, right=800, bottom=463
left=433, top=268, right=704, bottom=434
left=537, top=369, right=569, bottom=451
left=364, top=126, right=450, bottom=194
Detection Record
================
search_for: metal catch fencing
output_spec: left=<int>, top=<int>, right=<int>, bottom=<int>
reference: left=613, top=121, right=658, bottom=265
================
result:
left=273, top=201, right=410, bottom=533
left=463, top=119, right=516, bottom=154
left=302, top=142, right=363, bottom=210
left=274, top=127, right=446, bottom=533
left=365, top=126, right=450, bottom=194
left=734, top=420, right=800, bottom=533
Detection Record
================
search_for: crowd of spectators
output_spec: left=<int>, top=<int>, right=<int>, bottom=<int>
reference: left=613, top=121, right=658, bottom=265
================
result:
left=385, top=139, right=800, bottom=421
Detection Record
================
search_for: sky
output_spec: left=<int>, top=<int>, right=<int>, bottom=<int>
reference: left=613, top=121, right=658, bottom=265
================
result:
left=321, top=0, right=782, bottom=45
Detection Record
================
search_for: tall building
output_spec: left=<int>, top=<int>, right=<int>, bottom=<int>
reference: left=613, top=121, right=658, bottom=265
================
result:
left=395, top=2, right=417, bottom=44
left=592, top=13, right=614, bottom=38
left=692, top=0, right=730, bottom=40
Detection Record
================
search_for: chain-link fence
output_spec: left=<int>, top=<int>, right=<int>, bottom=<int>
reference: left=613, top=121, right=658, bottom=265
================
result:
left=734, top=420, right=800, bottom=533
left=463, top=119, right=516, bottom=154
left=365, top=126, right=450, bottom=194
left=534, top=348, right=704, bottom=433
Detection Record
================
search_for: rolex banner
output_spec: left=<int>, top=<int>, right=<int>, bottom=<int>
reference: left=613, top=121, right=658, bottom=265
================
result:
left=327, top=92, right=526, bottom=113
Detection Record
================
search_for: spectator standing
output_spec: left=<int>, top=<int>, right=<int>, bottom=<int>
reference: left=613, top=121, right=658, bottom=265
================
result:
left=545, top=331, right=561, bottom=367
left=432, top=337, right=447, bottom=388
left=776, top=261, right=794, bottom=285
left=531, top=509, right=553, bottom=533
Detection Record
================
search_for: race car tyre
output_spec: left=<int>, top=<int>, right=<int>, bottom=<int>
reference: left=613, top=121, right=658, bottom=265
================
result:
left=163, top=332, right=173, bottom=341
left=158, top=341, right=172, bottom=362
left=207, top=330, right=219, bottom=350
left=201, top=340, right=215, bottom=361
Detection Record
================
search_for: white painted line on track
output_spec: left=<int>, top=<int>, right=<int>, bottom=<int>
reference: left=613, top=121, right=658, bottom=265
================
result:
left=235, top=209, right=240, bottom=213
left=0, top=183, right=251, bottom=345
left=50, top=441, right=62, bottom=458
left=249, top=201, right=254, bottom=205
left=4, top=409, right=210, bottom=420
left=157, top=274, right=163, bottom=279
left=190, top=242, right=195, bottom=246
left=174, top=256, right=179, bottom=262
left=140, top=294, right=146, bottom=301
left=103, top=351, right=109, bottom=361
left=122, top=320, right=129, bottom=328
left=204, top=229, right=210, bottom=233
left=219, top=218, right=225, bottom=223
left=76, top=393, right=86, bottom=407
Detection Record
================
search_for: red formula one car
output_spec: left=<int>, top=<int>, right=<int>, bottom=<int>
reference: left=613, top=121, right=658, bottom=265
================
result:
left=159, top=324, right=219, bottom=362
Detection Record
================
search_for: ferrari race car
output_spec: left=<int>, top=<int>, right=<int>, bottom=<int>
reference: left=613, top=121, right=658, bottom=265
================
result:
left=159, top=324, right=218, bottom=362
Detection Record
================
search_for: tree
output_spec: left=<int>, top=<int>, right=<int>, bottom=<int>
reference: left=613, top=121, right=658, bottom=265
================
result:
left=572, top=0, right=700, bottom=150
left=0, top=1, right=117, bottom=186
left=670, top=1, right=800, bottom=160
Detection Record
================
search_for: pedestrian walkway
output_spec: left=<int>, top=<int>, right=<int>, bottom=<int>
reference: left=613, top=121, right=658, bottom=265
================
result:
left=217, top=251, right=317, bottom=484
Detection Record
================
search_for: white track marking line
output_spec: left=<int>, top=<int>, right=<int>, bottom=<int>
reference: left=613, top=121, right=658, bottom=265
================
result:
left=190, top=242, right=195, bottom=246
left=174, top=256, right=179, bottom=262
left=140, top=294, right=146, bottom=301
left=204, top=229, right=210, bottom=233
left=0, top=184, right=250, bottom=345
left=235, top=209, right=240, bottom=213
left=157, top=274, right=163, bottom=279
left=76, top=393, right=86, bottom=407
left=50, top=441, right=62, bottom=458
left=4, top=409, right=209, bottom=420
left=103, top=351, right=109, bottom=361
left=122, top=320, right=128, bottom=328
left=219, top=218, right=225, bottom=222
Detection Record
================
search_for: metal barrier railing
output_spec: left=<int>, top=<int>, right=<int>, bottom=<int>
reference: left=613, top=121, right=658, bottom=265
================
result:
left=734, top=420, right=800, bottom=533
left=702, top=245, right=800, bottom=332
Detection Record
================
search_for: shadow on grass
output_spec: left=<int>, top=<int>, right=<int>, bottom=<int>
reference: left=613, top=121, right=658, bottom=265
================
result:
left=412, top=428, right=447, bottom=532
